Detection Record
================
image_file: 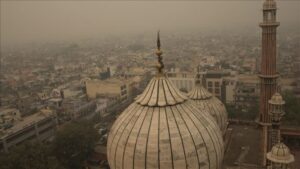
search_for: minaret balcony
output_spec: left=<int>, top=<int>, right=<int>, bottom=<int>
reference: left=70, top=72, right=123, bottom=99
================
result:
left=258, top=74, right=279, bottom=79
left=262, top=7, right=277, bottom=11
left=259, top=22, right=280, bottom=27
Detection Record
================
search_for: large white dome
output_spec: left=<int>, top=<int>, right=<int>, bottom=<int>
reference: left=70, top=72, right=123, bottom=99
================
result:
left=107, top=74, right=224, bottom=169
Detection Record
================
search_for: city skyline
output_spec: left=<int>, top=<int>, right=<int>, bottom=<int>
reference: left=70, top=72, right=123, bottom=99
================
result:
left=0, top=0, right=299, bottom=169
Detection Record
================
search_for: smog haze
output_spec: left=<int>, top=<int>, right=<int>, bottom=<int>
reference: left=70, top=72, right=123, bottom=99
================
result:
left=1, top=1, right=299, bottom=46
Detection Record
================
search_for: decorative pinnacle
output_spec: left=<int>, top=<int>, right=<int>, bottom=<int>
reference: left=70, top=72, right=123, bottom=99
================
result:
left=155, top=31, right=164, bottom=74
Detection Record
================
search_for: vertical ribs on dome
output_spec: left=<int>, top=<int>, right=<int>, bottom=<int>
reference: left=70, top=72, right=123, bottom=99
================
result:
left=121, top=106, right=148, bottom=169
left=183, top=102, right=222, bottom=169
left=135, top=77, right=187, bottom=106
left=174, top=105, right=201, bottom=169
left=187, top=66, right=228, bottom=135
left=113, top=105, right=145, bottom=169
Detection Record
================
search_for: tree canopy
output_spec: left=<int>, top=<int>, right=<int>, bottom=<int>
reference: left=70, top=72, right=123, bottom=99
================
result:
left=282, top=91, right=300, bottom=126
left=0, top=120, right=99, bottom=169
left=53, top=120, right=99, bottom=169
left=0, top=142, right=63, bottom=169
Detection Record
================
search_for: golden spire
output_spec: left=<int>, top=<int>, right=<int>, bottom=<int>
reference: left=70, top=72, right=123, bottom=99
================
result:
left=155, top=31, right=164, bottom=74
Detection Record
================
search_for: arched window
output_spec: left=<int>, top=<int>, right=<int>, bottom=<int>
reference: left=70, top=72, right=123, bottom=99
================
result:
left=268, top=12, right=272, bottom=21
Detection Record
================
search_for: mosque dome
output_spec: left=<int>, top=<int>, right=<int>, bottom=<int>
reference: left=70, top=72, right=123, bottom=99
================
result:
left=107, top=32, right=224, bottom=169
left=268, top=92, right=285, bottom=105
left=187, top=74, right=228, bottom=135
left=267, top=143, right=295, bottom=164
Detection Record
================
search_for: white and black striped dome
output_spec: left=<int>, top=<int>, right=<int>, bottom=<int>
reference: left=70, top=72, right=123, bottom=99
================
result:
left=107, top=74, right=224, bottom=169
left=188, top=81, right=228, bottom=135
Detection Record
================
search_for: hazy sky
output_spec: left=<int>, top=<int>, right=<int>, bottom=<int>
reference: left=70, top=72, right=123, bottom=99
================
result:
left=1, top=1, right=299, bottom=46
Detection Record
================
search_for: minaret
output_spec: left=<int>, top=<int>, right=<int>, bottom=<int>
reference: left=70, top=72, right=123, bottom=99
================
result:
left=266, top=93, right=295, bottom=169
left=268, top=93, right=285, bottom=147
left=258, top=0, right=280, bottom=165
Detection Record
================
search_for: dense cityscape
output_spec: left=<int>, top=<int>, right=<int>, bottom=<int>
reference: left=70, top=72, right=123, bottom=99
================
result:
left=0, top=1, right=299, bottom=169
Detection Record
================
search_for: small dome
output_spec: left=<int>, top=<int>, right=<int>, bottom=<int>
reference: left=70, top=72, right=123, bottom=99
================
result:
left=107, top=75, right=224, bottom=169
left=267, top=143, right=295, bottom=164
left=268, top=92, right=285, bottom=105
left=188, top=83, right=228, bottom=135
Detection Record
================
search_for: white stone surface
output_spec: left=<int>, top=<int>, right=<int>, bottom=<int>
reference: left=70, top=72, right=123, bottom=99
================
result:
left=107, top=75, right=224, bottom=169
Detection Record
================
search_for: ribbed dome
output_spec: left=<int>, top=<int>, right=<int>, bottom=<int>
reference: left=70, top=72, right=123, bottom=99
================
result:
left=107, top=75, right=224, bottom=169
left=135, top=76, right=188, bottom=106
left=188, top=82, right=228, bottom=135
left=267, top=143, right=295, bottom=164
left=268, top=92, right=285, bottom=105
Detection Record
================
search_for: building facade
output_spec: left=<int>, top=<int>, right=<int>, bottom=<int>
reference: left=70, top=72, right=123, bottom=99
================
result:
left=234, top=75, right=260, bottom=113
left=85, top=79, right=130, bottom=102
left=0, top=109, right=57, bottom=152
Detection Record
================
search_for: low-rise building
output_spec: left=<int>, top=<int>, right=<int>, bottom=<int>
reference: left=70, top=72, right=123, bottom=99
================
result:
left=234, top=74, right=260, bottom=112
left=0, top=108, right=22, bottom=130
left=66, top=100, right=97, bottom=120
left=85, top=78, right=131, bottom=102
left=204, top=70, right=231, bottom=101
left=167, top=71, right=195, bottom=92
left=0, top=108, right=57, bottom=152
left=223, top=77, right=238, bottom=105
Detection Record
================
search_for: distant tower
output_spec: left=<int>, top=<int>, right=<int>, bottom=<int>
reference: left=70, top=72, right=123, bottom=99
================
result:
left=258, top=0, right=280, bottom=165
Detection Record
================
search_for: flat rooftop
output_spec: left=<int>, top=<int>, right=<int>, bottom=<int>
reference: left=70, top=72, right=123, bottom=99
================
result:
left=1, top=109, right=54, bottom=139
left=224, top=124, right=263, bottom=169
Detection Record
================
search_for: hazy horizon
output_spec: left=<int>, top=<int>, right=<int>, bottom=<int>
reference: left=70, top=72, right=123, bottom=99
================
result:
left=1, top=1, right=299, bottom=46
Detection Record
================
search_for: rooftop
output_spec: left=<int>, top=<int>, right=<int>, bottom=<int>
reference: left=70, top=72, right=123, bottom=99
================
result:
left=0, top=109, right=54, bottom=139
left=224, top=124, right=263, bottom=168
left=0, top=108, right=19, bottom=116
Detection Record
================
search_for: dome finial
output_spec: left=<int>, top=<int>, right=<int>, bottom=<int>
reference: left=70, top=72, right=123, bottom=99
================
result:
left=155, top=30, right=164, bottom=74
left=157, top=30, right=161, bottom=50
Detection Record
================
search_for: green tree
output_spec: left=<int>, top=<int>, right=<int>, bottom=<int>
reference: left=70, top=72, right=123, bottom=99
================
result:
left=53, top=120, right=99, bottom=169
left=282, top=91, right=300, bottom=126
left=226, top=104, right=237, bottom=119
left=0, top=141, right=63, bottom=169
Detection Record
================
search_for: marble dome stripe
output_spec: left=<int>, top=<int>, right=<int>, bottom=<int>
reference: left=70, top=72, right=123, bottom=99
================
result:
left=187, top=83, right=228, bottom=135
left=135, top=76, right=188, bottom=106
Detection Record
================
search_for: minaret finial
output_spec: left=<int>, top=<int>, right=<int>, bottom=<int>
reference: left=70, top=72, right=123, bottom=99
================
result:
left=155, top=30, right=164, bottom=74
